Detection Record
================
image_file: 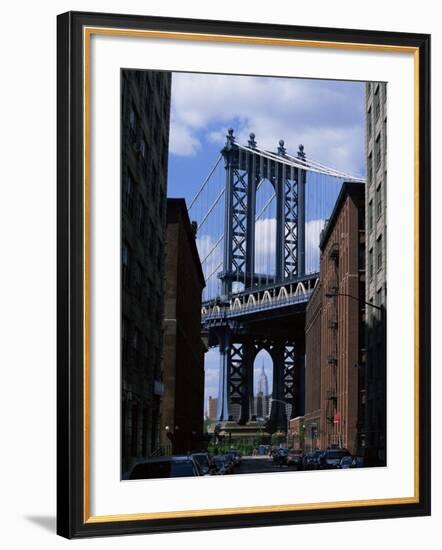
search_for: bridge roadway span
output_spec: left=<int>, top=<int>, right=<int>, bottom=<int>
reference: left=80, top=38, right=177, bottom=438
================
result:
left=201, top=273, right=319, bottom=329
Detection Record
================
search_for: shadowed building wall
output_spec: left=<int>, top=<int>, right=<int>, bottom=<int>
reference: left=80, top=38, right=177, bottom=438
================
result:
left=160, top=199, right=206, bottom=454
left=121, top=70, right=171, bottom=477
left=364, top=82, right=387, bottom=464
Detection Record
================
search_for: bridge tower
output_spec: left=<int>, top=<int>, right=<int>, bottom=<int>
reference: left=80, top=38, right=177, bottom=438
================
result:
left=215, top=129, right=306, bottom=433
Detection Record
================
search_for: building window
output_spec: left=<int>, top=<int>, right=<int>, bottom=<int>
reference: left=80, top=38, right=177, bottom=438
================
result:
left=376, top=235, right=383, bottom=272
left=123, top=173, right=134, bottom=216
left=375, top=134, right=381, bottom=170
left=135, top=263, right=143, bottom=300
left=376, top=183, right=382, bottom=220
left=359, top=242, right=366, bottom=270
left=129, top=104, right=138, bottom=143
left=155, top=108, right=161, bottom=133
left=122, top=317, right=129, bottom=361
left=369, top=199, right=373, bottom=230
left=369, top=248, right=373, bottom=280
left=141, top=406, right=149, bottom=456
left=133, top=328, right=140, bottom=366
left=131, top=404, right=138, bottom=457
left=374, top=85, right=380, bottom=120
left=368, top=153, right=373, bottom=185
left=137, top=199, right=145, bottom=236
left=376, top=287, right=382, bottom=309
left=149, top=221, right=155, bottom=257
left=367, top=106, right=372, bottom=136
left=151, top=165, right=158, bottom=202
left=140, top=137, right=147, bottom=159
left=122, top=243, right=131, bottom=287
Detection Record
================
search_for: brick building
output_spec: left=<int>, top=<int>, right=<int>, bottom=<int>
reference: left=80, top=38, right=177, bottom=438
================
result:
left=208, top=396, right=218, bottom=420
left=318, top=182, right=365, bottom=455
left=303, top=282, right=322, bottom=451
left=121, top=70, right=171, bottom=477
left=160, top=199, right=206, bottom=454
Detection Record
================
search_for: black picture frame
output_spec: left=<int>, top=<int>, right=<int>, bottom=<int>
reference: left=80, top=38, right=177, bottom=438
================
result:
left=57, top=10, right=431, bottom=539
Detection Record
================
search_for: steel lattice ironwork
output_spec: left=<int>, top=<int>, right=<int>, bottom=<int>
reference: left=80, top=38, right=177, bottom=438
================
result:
left=199, top=129, right=364, bottom=432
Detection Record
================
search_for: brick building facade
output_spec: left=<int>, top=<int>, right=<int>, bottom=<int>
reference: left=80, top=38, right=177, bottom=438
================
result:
left=160, top=199, right=206, bottom=454
left=318, top=182, right=365, bottom=455
left=303, top=282, right=322, bottom=451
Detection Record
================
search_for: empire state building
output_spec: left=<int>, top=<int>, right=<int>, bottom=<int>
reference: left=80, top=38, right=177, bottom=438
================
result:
left=255, top=363, right=270, bottom=419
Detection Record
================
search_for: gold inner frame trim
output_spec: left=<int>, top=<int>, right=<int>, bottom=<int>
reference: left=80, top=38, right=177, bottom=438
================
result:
left=82, top=25, right=420, bottom=523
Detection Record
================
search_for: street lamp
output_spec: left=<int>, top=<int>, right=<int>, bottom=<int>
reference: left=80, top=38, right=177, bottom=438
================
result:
left=325, top=290, right=382, bottom=312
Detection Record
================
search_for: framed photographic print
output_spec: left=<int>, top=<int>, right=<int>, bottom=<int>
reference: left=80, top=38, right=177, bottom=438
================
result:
left=57, top=11, right=431, bottom=538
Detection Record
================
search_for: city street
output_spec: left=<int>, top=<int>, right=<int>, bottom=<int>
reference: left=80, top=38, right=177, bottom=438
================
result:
left=233, top=456, right=298, bottom=475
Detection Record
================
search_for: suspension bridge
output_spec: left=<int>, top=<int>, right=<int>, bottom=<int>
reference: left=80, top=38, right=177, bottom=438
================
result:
left=188, top=128, right=364, bottom=433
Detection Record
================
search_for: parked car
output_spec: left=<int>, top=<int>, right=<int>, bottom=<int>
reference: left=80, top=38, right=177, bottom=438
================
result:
left=211, top=454, right=235, bottom=475
left=318, top=448, right=352, bottom=469
left=225, top=450, right=242, bottom=466
left=273, top=448, right=288, bottom=466
left=302, top=450, right=322, bottom=470
left=191, top=452, right=212, bottom=475
left=339, top=455, right=354, bottom=469
left=128, top=455, right=202, bottom=479
left=287, top=449, right=304, bottom=469
left=222, top=453, right=236, bottom=473
left=210, top=455, right=227, bottom=475
left=352, top=456, right=366, bottom=468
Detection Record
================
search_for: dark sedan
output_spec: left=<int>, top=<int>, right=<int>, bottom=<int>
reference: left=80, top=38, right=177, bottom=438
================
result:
left=128, top=455, right=202, bottom=479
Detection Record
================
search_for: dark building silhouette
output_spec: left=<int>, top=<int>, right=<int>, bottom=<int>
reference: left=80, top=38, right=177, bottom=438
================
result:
left=364, top=82, right=387, bottom=464
left=318, top=182, right=365, bottom=455
left=160, top=199, right=206, bottom=454
left=121, top=70, right=171, bottom=477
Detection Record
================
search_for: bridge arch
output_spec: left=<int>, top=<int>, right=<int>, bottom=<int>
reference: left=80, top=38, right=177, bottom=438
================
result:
left=253, top=349, right=273, bottom=422
left=261, top=290, right=272, bottom=304
left=246, top=294, right=256, bottom=307
left=254, top=178, right=276, bottom=282
left=277, top=286, right=288, bottom=300
left=232, top=297, right=242, bottom=310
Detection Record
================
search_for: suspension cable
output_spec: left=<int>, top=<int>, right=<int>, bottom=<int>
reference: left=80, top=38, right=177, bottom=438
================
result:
left=198, top=187, right=225, bottom=230
left=188, top=154, right=223, bottom=210
left=201, top=234, right=224, bottom=265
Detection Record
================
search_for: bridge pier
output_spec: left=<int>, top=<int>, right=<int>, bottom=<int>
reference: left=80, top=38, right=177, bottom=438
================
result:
left=264, top=337, right=305, bottom=435
left=293, top=340, right=306, bottom=418
left=215, top=328, right=231, bottom=422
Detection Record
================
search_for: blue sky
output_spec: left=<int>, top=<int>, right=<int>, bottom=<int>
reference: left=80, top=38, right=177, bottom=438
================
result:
left=166, top=71, right=366, bottom=413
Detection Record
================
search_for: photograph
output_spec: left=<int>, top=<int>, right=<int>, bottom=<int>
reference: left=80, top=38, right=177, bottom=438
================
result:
left=120, top=69, right=387, bottom=480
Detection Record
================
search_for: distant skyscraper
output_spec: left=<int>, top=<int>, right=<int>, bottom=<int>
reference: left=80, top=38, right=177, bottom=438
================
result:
left=255, top=363, right=270, bottom=419
left=257, top=362, right=269, bottom=397
left=208, top=396, right=218, bottom=420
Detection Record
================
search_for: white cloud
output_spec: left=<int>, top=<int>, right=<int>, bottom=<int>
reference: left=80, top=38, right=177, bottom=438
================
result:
left=168, top=119, right=201, bottom=156
left=306, top=218, right=326, bottom=273
left=254, top=217, right=276, bottom=274
left=170, top=72, right=365, bottom=175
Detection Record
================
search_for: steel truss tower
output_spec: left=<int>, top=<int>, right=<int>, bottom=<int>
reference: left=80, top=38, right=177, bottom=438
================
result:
left=216, top=129, right=306, bottom=432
